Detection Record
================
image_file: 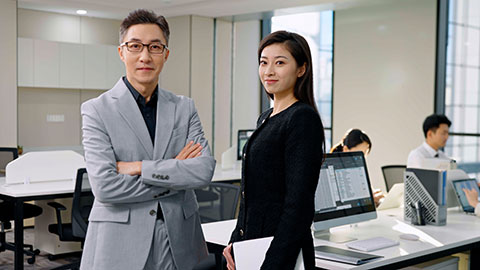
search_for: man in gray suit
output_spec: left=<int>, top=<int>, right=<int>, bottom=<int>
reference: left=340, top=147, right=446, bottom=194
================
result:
left=80, top=9, right=215, bottom=270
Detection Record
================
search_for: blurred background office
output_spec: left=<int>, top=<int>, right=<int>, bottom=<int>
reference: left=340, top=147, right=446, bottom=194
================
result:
left=0, top=0, right=479, bottom=201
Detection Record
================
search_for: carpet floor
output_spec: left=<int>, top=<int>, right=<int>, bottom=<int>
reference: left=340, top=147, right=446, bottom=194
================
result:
left=0, top=227, right=80, bottom=269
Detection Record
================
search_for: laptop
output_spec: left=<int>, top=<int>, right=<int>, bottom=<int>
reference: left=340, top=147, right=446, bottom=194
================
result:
left=451, top=179, right=480, bottom=213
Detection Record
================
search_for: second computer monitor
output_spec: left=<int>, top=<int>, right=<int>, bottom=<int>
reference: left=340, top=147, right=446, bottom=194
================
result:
left=313, top=151, right=377, bottom=242
left=237, top=129, right=254, bottom=160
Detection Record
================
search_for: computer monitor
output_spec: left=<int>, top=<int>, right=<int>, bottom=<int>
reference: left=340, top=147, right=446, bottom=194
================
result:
left=237, top=130, right=254, bottom=160
left=313, top=151, right=377, bottom=243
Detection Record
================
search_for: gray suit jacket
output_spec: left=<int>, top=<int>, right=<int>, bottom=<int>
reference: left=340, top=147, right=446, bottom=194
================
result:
left=80, top=78, right=215, bottom=270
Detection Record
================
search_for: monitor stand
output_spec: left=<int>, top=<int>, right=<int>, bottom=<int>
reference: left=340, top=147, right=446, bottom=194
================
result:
left=314, top=229, right=356, bottom=243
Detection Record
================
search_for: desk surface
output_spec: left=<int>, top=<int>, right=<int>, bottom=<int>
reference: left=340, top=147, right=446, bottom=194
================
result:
left=212, top=164, right=241, bottom=182
left=1, top=164, right=240, bottom=198
left=201, top=207, right=480, bottom=270
left=0, top=177, right=91, bottom=198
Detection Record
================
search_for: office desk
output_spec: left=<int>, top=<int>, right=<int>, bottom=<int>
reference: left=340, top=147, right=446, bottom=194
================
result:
left=201, top=208, right=480, bottom=269
left=0, top=177, right=91, bottom=270
left=212, top=164, right=241, bottom=183
left=0, top=165, right=239, bottom=270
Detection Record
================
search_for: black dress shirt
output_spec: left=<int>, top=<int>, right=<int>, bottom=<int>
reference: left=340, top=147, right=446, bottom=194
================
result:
left=123, top=77, right=158, bottom=144
left=229, top=102, right=324, bottom=270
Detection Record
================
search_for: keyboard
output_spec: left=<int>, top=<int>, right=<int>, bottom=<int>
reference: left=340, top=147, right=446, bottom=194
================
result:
left=346, top=237, right=399, bottom=252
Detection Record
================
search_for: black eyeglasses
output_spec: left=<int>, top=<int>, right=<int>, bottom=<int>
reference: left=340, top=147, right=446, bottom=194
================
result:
left=120, top=41, right=168, bottom=54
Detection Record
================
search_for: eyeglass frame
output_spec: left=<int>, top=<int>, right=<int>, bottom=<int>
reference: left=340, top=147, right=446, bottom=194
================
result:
left=120, top=41, right=168, bottom=55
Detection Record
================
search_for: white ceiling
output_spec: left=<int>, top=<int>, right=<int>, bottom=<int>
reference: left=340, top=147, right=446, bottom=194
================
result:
left=18, top=0, right=373, bottom=20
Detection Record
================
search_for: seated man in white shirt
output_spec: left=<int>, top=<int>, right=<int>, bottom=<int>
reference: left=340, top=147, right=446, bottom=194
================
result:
left=407, top=114, right=452, bottom=168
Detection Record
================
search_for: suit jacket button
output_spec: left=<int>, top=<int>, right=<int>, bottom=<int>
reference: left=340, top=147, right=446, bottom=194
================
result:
left=165, top=175, right=170, bottom=180
left=152, top=174, right=157, bottom=178
left=149, top=210, right=157, bottom=216
left=239, top=229, right=244, bottom=236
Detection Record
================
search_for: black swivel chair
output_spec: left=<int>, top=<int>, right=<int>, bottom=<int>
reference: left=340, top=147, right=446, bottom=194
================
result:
left=381, top=165, right=407, bottom=192
left=47, top=168, right=93, bottom=270
left=0, top=147, right=43, bottom=264
left=194, top=182, right=240, bottom=270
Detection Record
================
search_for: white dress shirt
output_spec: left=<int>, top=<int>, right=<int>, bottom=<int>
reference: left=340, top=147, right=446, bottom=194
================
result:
left=407, top=142, right=450, bottom=168
left=475, top=203, right=480, bottom=217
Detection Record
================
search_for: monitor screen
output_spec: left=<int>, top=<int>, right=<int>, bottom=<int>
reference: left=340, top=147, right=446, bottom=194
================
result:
left=237, top=130, right=254, bottom=160
left=313, top=152, right=376, bottom=233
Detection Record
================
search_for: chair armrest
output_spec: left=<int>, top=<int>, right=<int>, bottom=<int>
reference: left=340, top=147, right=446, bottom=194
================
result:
left=47, top=202, right=67, bottom=236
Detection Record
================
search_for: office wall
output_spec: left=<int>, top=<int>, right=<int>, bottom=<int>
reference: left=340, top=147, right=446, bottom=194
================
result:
left=214, top=20, right=233, bottom=159
left=18, top=9, right=119, bottom=45
left=161, top=17, right=261, bottom=161
left=160, top=15, right=190, bottom=97
left=333, top=0, right=437, bottom=190
left=191, top=16, right=214, bottom=149
left=232, top=20, right=261, bottom=149
left=17, top=9, right=120, bottom=149
left=0, top=0, right=17, bottom=147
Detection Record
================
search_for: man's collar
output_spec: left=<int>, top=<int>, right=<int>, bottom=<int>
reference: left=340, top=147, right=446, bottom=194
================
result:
left=122, top=76, right=158, bottom=104
left=422, top=141, right=438, bottom=157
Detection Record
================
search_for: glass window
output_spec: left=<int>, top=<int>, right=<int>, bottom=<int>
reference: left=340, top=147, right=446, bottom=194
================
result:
left=444, top=0, right=480, bottom=177
left=271, top=11, right=334, bottom=150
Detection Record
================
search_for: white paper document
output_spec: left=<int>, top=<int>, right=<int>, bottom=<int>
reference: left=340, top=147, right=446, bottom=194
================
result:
left=233, top=236, right=304, bottom=270
left=377, top=183, right=404, bottom=210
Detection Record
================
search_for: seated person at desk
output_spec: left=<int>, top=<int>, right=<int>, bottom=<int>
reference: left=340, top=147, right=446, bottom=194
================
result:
left=330, top=129, right=384, bottom=206
left=462, top=188, right=480, bottom=216
left=407, top=114, right=452, bottom=168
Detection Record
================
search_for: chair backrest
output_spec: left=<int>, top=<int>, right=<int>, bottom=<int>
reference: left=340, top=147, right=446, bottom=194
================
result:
left=71, top=168, right=94, bottom=239
left=381, top=165, right=407, bottom=192
left=0, top=147, right=18, bottom=177
left=195, top=182, right=240, bottom=223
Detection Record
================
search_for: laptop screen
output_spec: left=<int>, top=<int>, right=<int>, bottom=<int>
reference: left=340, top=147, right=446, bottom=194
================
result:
left=451, top=179, right=479, bottom=213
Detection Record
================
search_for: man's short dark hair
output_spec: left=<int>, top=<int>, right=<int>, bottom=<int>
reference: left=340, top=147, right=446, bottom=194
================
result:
left=119, top=9, right=170, bottom=46
left=423, top=114, right=451, bottom=138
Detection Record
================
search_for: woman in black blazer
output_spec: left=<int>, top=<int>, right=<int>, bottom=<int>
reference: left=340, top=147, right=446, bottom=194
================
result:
left=223, top=31, right=325, bottom=270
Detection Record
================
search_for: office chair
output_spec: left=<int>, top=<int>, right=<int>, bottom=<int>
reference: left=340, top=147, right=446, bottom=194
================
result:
left=194, top=182, right=240, bottom=270
left=381, top=165, right=407, bottom=192
left=0, top=147, right=43, bottom=264
left=195, top=182, right=240, bottom=223
left=47, top=168, right=93, bottom=270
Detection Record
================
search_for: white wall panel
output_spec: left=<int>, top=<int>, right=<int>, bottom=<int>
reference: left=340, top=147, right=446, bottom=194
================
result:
left=333, top=0, right=437, bottom=191
left=232, top=20, right=261, bottom=148
left=0, top=0, right=17, bottom=146
left=191, top=16, right=214, bottom=150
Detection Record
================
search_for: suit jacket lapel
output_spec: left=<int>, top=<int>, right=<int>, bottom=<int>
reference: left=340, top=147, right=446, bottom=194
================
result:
left=154, top=89, right=175, bottom=160
left=111, top=79, right=154, bottom=159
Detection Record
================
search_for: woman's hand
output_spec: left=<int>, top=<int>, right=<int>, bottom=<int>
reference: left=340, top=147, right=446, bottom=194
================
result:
left=463, top=188, right=479, bottom=208
left=373, top=189, right=385, bottom=207
left=223, top=244, right=235, bottom=270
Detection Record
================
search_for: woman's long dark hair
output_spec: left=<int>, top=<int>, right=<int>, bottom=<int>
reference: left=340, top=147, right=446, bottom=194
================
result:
left=330, top=129, right=372, bottom=154
left=258, top=31, right=317, bottom=113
